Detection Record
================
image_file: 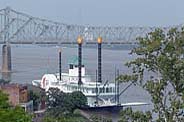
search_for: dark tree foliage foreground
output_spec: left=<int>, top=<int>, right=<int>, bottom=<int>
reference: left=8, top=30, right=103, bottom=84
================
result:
left=45, top=88, right=87, bottom=118
left=0, top=79, right=10, bottom=85
left=0, top=90, right=32, bottom=122
left=89, top=114, right=112, bottom=122
left=118, top=27, right=184, bottom=122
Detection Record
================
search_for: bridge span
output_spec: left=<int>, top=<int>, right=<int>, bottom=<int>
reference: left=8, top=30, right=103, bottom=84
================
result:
left=0, top=7, right=183, bottom=73
left=0, top=7, right=178, bottom=45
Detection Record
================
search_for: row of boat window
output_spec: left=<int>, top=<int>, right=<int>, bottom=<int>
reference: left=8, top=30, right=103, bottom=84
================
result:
left=66, top=86, right=115, bottom=93
left=69, top=64, right=84, bottom=69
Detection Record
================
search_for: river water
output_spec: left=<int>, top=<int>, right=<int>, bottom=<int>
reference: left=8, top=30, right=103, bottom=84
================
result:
left=0, top=44, right=152, bottom=120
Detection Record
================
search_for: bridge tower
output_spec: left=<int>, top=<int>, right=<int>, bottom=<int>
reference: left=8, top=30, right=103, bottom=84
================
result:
left=1, top=7, right=12, bottom=72
left=2, top=44, right=11, bottom=72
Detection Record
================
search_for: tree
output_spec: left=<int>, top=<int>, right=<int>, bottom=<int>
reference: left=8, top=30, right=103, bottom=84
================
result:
left=45, top=88, right=87, bottom=118
left=0, top=90, right=9, bottom=109
left=44, top=114, right=88, bottom=122
left=0, top=79, right=10, bottom=85
left=118, top=27, right=184, bottom=121
left=0, top=90, right=32, bottom=122
left=89, top=114, right=112, bottom=122
left=119, top=108, right=152, bottom=122
left=70, top=91, right=88, bottom=109
left=28, top=90, right=42, bottom=111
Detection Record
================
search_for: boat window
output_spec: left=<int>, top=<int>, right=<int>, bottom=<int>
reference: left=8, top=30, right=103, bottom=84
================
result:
left=72, top=86, right=74, bottom=90
left=88, top=88, right=91, bottom=93
left=73, top=86, right=76, bottom=90
left=100, top=88, right=103, bottom=93
left=83, top=88, right=86, bottom=93
left=102, top=88, right=105, bottom=93
left=95, top=88, right=98, bottom=93
left=113, top=88, right=115, bottom=93
left=99, top=88, right=105, bottom=93
left=92, top=88, right=95, bottom=93
left=86, top=88, right=89, bottom=93
left=69, top=64, right=73, bottom=69
left=106, top=88, right=109, bottom=93
left=109, top=87, right=112, bottom=93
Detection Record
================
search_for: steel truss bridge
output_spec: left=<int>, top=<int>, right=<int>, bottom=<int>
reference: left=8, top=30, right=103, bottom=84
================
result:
left=0, top=7, right=182, bottom=45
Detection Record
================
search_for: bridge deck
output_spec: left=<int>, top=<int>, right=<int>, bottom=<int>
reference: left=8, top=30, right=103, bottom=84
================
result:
left=0, top=41, right=138, bottom=45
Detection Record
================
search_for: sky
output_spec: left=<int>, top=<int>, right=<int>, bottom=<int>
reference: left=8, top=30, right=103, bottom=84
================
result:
left=0, top=0, right=184, bottom=27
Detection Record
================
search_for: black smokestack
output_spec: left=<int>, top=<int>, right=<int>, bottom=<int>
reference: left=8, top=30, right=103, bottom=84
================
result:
left=77, top=36, right=83, bottom=85
left=97, top=37, right=102, bottom=83
left=59, top=49, right=62, bottom=81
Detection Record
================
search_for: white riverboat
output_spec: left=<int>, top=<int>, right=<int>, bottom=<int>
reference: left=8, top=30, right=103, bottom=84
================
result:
left=33, top=36, right=148, bottom=109
left=32, top=62, right=148, bottom=108
left=32, top=62, right=117, bottom=107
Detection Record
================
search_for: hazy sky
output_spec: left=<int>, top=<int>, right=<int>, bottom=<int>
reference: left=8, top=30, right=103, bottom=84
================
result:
left=0, top=0, right=184, bottom=26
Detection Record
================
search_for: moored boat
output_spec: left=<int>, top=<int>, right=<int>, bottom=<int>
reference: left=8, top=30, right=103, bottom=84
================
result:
left=32, top=62, right=116, bottom=107
left=32, top=36, right=148, bottom=108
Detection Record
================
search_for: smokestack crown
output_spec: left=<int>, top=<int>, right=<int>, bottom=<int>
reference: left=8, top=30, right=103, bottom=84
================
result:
left=97, top=37, right=102, bottom=44
left=77, top=36, right=83, bottom=44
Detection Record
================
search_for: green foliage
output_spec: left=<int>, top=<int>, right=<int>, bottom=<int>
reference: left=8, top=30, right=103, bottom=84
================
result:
left=116, top=74, right=138, bottom=83
left=0, top=79, right=10, bottom=85
left=0, top=90, right=32, bottom=122
left=46, top=88, right=87, bottom=118
left=44, top=114, right=87, bottom=122
left=70, top=91, right=88, bottom=108
left=119, top=27, right=184, bottom=121
left=28, top=90, right=41, bottom=111
left=0, top=90, right=9, bottom=109
left=119, top=108, right=152, bottom=122
left=90, top=114, right=112, bottom=122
